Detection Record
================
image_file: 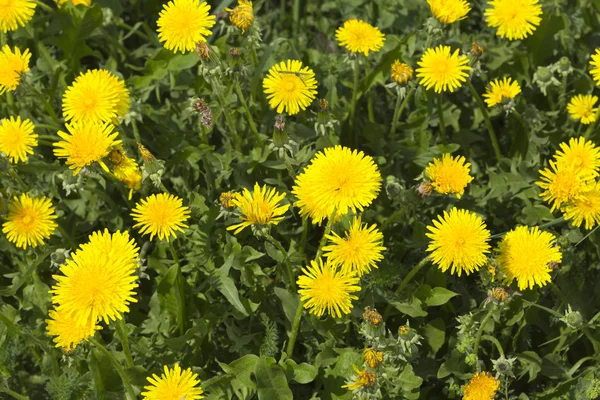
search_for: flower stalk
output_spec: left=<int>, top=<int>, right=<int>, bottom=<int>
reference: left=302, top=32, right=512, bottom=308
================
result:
left=168, top=241, right=186, bottom=336
left=466, top=80, right=502, bottom=163
left=390, top=86, right=415, bottom=144
left=89, top=338, right=136, bottom=400
left=114, top=318, right=134, bottom=368
left=384, top=256, right=430, bottom=318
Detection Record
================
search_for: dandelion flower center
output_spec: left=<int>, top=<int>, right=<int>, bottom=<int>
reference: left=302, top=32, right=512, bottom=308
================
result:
left=537, top=160, right=594, bottom=212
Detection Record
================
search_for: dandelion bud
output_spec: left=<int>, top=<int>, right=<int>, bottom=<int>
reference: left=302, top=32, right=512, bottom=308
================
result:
left=416, top=181, right=433, bottom=198
left=274, top=114, right=285, bottom=132
left=363, top=348, right=384, bottom=369
left=195, top=42, right=211, bottom=60
left=536, top=66, right=552, bottom=83
left=391, top=60, right=413, bottom=85
left=363, top=307, right=383, bottom=327
left=50, top=249, right=71, bottom=268
left=136, top=142, right=154, bottom=162
left=548, top=260, right=560, bottom=270
left=492, top=356, right=516, bottom=377
left=559, top=56, right=571, bottom=72
left=220, top=191, right=235, bottom=209
left=398, top=325, right=410, bottom=337
left=562, top=306, right=584, bottom=329
left=491, top=287, right=508, bottom=302
left=319, top=98, right=329, bottom=112
left=194, top=98, right=208, bottom=111
left=471, top=41, right=484, bottom=58
left=230, top=47, right=240, bottom=58
left=226, top=0, right=254, bottom=33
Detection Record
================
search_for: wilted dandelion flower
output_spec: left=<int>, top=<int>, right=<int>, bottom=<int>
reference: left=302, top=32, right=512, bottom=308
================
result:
left=131, top=193, right=191, bottom=241
left=564, top=182, right=600, bottom=230
left=226, top=0, right=253, bottom=33
left=590, top=49, right=600, bottom=85
left=567, top=95, right=598, bottom=125
left=323, top=216, right=386, bottom=277
left=416, top=45, right=470, bottom=93
left=427, top=0, right=471, bottom=24
left=390, top=61, right=413, bottom=85
left=425, top=154, right=473, bottom=198
left=2, top=194, right=57, bottom=249
left=142, top=364, right=204, bottom=400
left=497, top=226, right=561, bottom=290
left=0, top=0, right=35, bottom=32
left=157, top=0, right=216, bottom=54
left=113, top=155, right=142, bottom=200
left=363, top=348, right=383, bottom=368
left=462, top=372, right=500, bottom=400
left=50, top=230, right=140, bottom=329
left=62, top=69, right=130, bottom=124
left=297, top=257, right=360, bottom=318
left=55, top=0, right=92, bottom=6
left=426, top=208, right=491, bottom=276
left=46, top=308, right=100, bottom=351
left=555, top=137, right=600, bottom=176
left=484, top=0, right=542, bottom=40
left=0, top=116, right=37, bottom=163
left=0, top=45, right=30, bottom=94
left=483, top=77, right=521, bottom=107
left=226, top=183, right=289, bottom=234
left=342, top=365, right=377, bottom=390
left=53, top=122, right=121, bottom=175
left=537, top=161, right=594, bottom=212
left=262, top=60, right=318, bottom=115
left=335, top=19, right=385, bottom=56
left=293, top=146, right=382, bottom=224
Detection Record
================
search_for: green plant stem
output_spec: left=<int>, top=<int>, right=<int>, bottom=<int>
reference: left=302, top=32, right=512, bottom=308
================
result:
left=523, top=300, right=563, bottom=318
left=384, top=256, right=430, bottom=318
left=116, top=21, right=150, bottom=41
left=266, top=235, right=296, bottom=291
left=512, top=110, right=528, bottom=135
left=437, top=93, right=447, bottom=144
left=168, top=242, right=186, bottom=336
left=9, top=169, right=26, bottom=190
left=33, top=0, right=53, bottom=12
left=575, top=225, right=600, bottom=247
left=473, top=305, right=496, bottom=357
left=210, top=77, right=241, bottom=151
left=315, top=215, right=335, bottom=260
left=481, top=334, right=505, bottom=357
left=56, top=224, right=76, bottom=249
left=89, top=338, right=136, bottom=400
left=466, top=80, right=502, bottom=163
left=299, top=217, right=308, bottom=257
left=292, top=0, right=300, bottom=35
left=283, top=153, right=296, bottom=180
left=349, top=55, right=360, bottom=143
left=390, top=86, right=415, bottom=144
left=233, top=80, right=260, bottom=142
left=114, top=318, right=134, bottom=368
left=22, top=83, right=60, bottom=127
left=131, top=119, right=142, bottom=143
left=567, top=356, right=595, bottom=378
left=559, top=74, right=568, bottom=108
left=0, top=386, right=29, bottom=400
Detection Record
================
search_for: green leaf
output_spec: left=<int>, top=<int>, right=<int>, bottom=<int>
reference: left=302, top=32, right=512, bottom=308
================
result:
left=254, top=357, right=293, bottom=400
left=423, top=318, right=446, bottom=355
left=424, top=287, right=459, bottom=307
left=517, top=351, right=542, bottom=382
left=273, top=287, right=299, bottom=324
left=389, top=297, right=428, bottom=317
left=281, top=359, right=318, bottom=384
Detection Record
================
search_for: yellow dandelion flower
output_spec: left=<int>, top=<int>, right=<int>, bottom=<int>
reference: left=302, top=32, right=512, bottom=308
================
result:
left=323, top=216, right=386, bottom=277
left=336, top=19, right=385, bottom=56
left=497, top=226, right=561, bottom=290
left=491, top=287, right=508, bottom=302
left=113, top=155, right=142, bottom=200
left=157, top=0, right=216, bottom=54
left=427, top=0, right=471, bottom=24
left=0, top=0, right=35, bottom=32
left=262, top=59, right=318, bottom=115
left=363, top=348, right=383, bottom=369
left=426, top=208, right=491, bottom=276
left=50, top=230, right=140, bottom=329
left=297, top=257, right=361, bottom=318
left=537, top=161, right=594, bottom=212
left=590, top=49, right=600, bottom=85
left=425, top=153, right=473, bottom=198
left=0, top=116, right=37, bottom=163
left=292, top=146, right=382, bottom=224
left=131, top=193, right=191, bottom=242
left=391, top=60, right=413, bottom=85
left=567, top=95, right=598, bottom=125
left=226, top=0, right=253, bottom=33
left=62, top=69, right=130, bottom=124
left=0, top=45, right=30, bottom=94
left=219, top=191, right=235, bottom=208
left=564, top=182, right=600, bottom=230
left=226, top=183, right=289, bottom=234
left=416, top=45, right=471, bottom=93
left=46, top=308, right=100, bottom=351
left=55, top=0, right=92, bottom=6
left=484, top=0, right=542, bottom=41
left=342, top=365, right=377, bottom=391
left=483, top=77, right=521, bottom=107
left=2, top=194, right=57, bottom=249
left=462, top=372, right=500, bottom=400
left=142, top=364, right=204, bottom=400
left=53, top=122, right=121, bottom=175
left=555, top=137, right=600, bottom=176
left=137, top=141, right=154, bottom=162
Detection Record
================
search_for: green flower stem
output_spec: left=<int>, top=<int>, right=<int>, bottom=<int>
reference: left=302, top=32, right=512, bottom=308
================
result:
left=384, top=256, right=430, bottom=318
left=390, top=86, right=415, bottom=144
left=116, top=21, right=151, bottom=41
left=283, top=153, right=296, bottom=180
left=233, top=80, right=260, bottom=142
left=511, top=109, right=528, bottom=135
left=523, top=300, right=563, bottom=318
left=250, top=43, right=259, bottom=67
left=114, top=318, right=134, bottom=368
left=9, top=169, right=26, bottom=190
left=21, top=82, right=60, bottom=127
left=567, top=356, right=595, bottom=378
left=299, top=217, right=309, bottom=258
left=481, top=334, right=505, bottom=358
left=437, top=93, right=447, bottom=145
left=315, top=214, right=335, bottom=260
left=466, top=80, right=502, bottom=163
left=349, top=55, right=360, bottom=142
left=210, top=77, right=241, bottom=152
left=292, top=0, right=300, bottom=35
left=0, top=386, right=29, bottom=400
left=33, top=0, right=53, bottom=12
left=131, top=119, right=142, bottom=143
left=89, top=338, right=136, bottom=400
left=559, top=74, right=568, bottom=108
left=168, top=242, right=186, bottom=336
left=473, top=305, right=496, bottom=357
left=56, top=224, right=76, bottom=250
left=266, top=235, right=296, bottom=291
left=575, top=224, right=600, bottom=247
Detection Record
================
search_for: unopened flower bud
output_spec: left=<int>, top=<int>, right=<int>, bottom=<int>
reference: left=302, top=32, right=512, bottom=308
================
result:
left=416, top=181, right=433, bottom=198
left=274, top=114, right=285, bottom=132
left=220, top=191, right=235, bottom=208
left=196, top=42, right=211, bottom=60
left=471, top=41, right=484, bottom=58
left=319, top=98, right=328, bottom=112
left=536, top=67, right=552, bottom=83
left=363, top=307, right=383, bottom=327
left=230, top=47, right=240, bottom=58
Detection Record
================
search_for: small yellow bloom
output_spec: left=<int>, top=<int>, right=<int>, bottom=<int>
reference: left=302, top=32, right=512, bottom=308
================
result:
left=462, top=372, right=500, bottom=400
left=0, top=0, right=36, bottom=32
left=425, top=153, right=473, bottom=198
left=497, top=226, right=561, bottom=290
left=227, top=183, right=289, bottom=234
left=226, top=0, right=253, bottom=33
left=219, top=191, right=235, bottom=208
left=484, top=0, right=542, bottom=40
left=142, top=364, right=204, bottom=400
left=555, top=137, right=600, bottom=177
left=362, top=307, right=383, bottom=327
left=426, top=208, right=491, bottom=276
left=53, top=122, right=121, bottom=175
left=564, top=181, right=600, bottom=230
left=132, top=193, right=191, bottom=242
left=537, top=160, right=594, bottom=212
left=0, top=45, right=31, bottom=94
left=416, top=45, right=470, bottom=93
left=590, top=49, right=600, bottom=85
left=390, top=60, right=413, bottom=85
left=363, top=348, right=383, bottom=368
left=342, top=365, right=377, bottom=391
left=137, top=141, right=155, bottom=162
left=335, top=19, right=385, bottom=56
left=113, top=155, right=142, bottom=200
left=491, top=287, right=508, bottom=302
left=0, top=116, right=37, bottom=163
left=427, top=0, right=471, bottom=24
left=262, top=59, right=318, bottom=115
left=297, top=257, right=360, bottom=318
left=55, top=0, right=92, bottom=6
left=46, top=308, right=101, bottom=351
left=567, top=95, right=598, bottom=125
left=157, top=0, right=216, bottom=54
left=471, top=41, right=484, bottom=57
left=483, top=77, right=521, bottom=107
left=2, top=194, right=57, bottom=249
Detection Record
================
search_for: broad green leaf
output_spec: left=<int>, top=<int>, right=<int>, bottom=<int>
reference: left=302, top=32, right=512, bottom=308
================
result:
left=254, top=358, right=293, bottom=400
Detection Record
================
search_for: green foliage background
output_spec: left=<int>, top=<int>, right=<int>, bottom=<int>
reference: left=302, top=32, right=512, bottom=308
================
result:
left=2, top=0, right=600, bottom=399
